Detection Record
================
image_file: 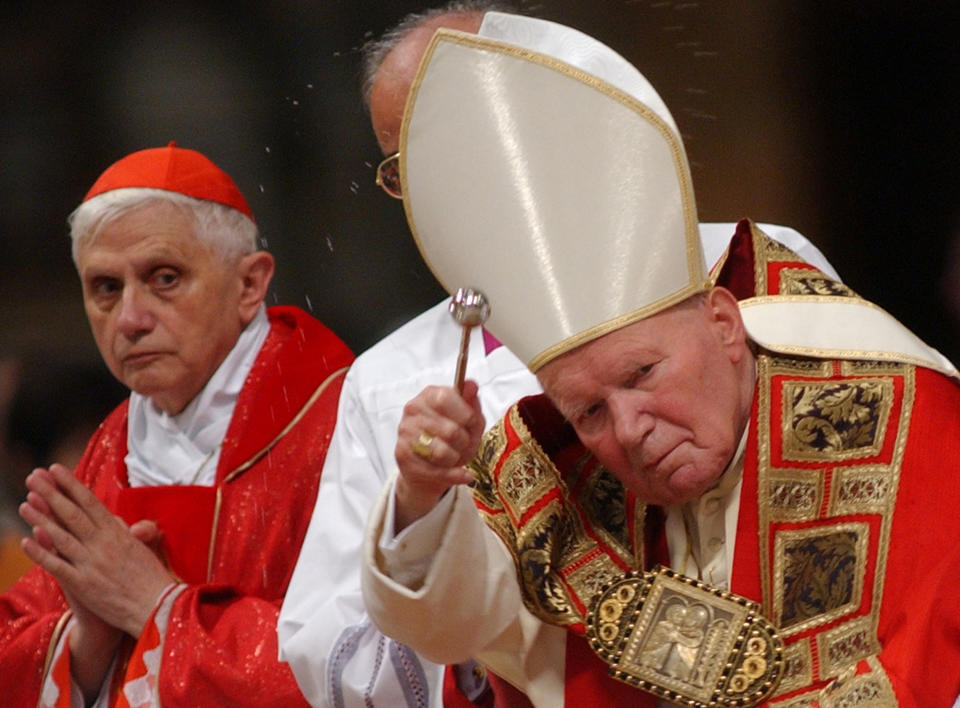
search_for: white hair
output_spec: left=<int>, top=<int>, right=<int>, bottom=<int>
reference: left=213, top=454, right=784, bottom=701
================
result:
left=360, top=0, right=518, bottom=110
left=68, top=188, right=259, bottom=264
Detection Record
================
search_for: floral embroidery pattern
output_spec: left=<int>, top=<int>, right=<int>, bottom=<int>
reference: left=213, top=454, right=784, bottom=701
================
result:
left=780, top=531, right=859, bottom=628
left=783, top=380, right=893, bottom=460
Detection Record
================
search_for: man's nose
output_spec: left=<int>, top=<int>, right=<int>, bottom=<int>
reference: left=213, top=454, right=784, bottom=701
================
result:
left=116, top=286, right=155, bottom=338
left=609, top=391, right=654, bottom=447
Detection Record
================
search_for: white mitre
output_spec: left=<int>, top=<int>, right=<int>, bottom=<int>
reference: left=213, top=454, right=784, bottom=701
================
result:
left=399, top=12, right=708, bottom=372
left=399, top=12, right=959, bottom=380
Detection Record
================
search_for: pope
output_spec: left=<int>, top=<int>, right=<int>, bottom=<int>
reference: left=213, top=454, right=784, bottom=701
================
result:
left=360, top=14, right=960, bottom=707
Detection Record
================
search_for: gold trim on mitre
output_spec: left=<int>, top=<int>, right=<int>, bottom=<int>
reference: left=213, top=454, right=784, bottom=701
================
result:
left=529, top=283, right=706, bottom=372
left=399, top=21, right=706, bottom=372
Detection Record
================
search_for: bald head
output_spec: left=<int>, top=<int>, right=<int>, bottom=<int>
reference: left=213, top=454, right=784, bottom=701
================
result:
left=368, top=11, right=485, bottom=156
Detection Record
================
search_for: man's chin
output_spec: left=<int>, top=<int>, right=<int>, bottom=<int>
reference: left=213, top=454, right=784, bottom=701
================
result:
left=123, top=370, right=173, bottom=400
left=630, top=462, right=721, bottom=506
left=667, top=463, right=724, bottom=503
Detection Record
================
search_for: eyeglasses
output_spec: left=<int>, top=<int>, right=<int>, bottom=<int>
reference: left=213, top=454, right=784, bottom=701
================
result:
left=375, top=152, right=402, bottom=199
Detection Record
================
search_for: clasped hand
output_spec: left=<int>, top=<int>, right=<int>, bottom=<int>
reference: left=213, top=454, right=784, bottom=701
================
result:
left=19, top=463, right=174, bottom=638
left=393, top=381, right=485, bottom=531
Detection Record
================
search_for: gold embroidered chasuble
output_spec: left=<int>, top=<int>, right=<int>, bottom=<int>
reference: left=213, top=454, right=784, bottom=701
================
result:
left=469, top=222, right=960, bottom=705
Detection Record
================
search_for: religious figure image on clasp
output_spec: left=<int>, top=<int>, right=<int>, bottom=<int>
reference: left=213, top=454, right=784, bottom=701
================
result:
left=622, top=574, right=746, bottom=702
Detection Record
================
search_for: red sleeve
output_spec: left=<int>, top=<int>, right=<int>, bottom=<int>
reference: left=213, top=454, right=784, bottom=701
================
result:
left=0, top=413, right=120, bottom=706
left=0, top=565, right=69, bottom=706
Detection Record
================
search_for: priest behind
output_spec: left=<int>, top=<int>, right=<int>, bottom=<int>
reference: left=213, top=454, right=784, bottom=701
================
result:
left=0, top=144, right=353, bottom=707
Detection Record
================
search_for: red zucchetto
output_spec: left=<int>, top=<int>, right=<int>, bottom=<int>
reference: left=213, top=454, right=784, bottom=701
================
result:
left=83, top=141, right=254, bottom=221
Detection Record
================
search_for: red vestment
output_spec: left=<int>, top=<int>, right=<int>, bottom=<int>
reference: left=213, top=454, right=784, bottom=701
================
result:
left=0, top=306, right=353, bottom=707
left=471, top=223, right=960, bottom=706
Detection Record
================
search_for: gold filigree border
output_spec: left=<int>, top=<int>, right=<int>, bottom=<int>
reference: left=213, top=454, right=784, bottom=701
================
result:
left=816, top=615, right=883, bottom=679
left=777, top=267, right=849, bottom=297
left=772, top=638, right=814, bottom=697
left=829, top=465, right=895, bottom=516
left=757, top=355, right=775, bottom=610
left=766, top=468, right=824, bottom=523
left=771, top=654, right=896, bottom=706
left=866, top=366, right=914, bottom=656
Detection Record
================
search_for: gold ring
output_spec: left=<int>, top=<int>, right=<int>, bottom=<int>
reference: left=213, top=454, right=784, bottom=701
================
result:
left=411, top=432, right=434, bottom=460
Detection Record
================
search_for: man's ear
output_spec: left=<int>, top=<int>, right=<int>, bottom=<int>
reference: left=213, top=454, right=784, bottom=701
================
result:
left=237, top=251, right=275, bottom=323
left=707, top=286, right=748, bottom=362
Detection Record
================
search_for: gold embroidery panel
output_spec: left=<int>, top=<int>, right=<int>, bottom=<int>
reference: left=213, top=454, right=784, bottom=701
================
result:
left=759, top=229, right=806, bottom=264
left=829, top=465, right=894, bottom=516
left=778, top=267, right=855, bottom=298
left=771, top=656, right=896, bottom=707
left=842, top=360, right=906, bottom=377
left=575, top=463, right=640, bottom=567
left=514, top=496, right=594, bottom=566
left=751, top=224, right=772, bottom=295
left=769, top=356, right=834, bottom=377
left=773, top=638, right=814, bottom=697
left=499, top=443, right=561, bottom=522
left=757, top=355, right=775, bottom=609
left=781, top=378, right=895, bottom=462
left=472, top=418, right=507, bottom=477
left=773, top=522, right=869, bottom=635
left=751, top=223, right=794, bottom=296
left=564, top=553, right=624, bottom=605
left=770, top=698, right=818, bottom=708
left=827, top=680, right=889, bottom=708
left=817, top=616, right=882, bottom=679
left=472, top=403, right=643, bottom=628
left=756, top=355, right=909, bottom=708
left=820, top=656, right=897, bottom=708
left=767, top=468, right=824, bottom=523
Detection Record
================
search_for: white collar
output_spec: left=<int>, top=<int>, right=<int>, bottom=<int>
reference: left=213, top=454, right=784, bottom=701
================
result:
left=125, top=306, right=270, bottom=487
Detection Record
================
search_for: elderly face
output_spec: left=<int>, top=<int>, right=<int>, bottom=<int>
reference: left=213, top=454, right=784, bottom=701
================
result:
left=75, top=201, right=254, bottom=414
left=537, top=288, right=755, bottom=506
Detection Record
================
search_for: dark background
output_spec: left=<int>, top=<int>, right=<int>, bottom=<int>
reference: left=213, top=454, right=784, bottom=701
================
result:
left=2, top=0, right=959, bottom=383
